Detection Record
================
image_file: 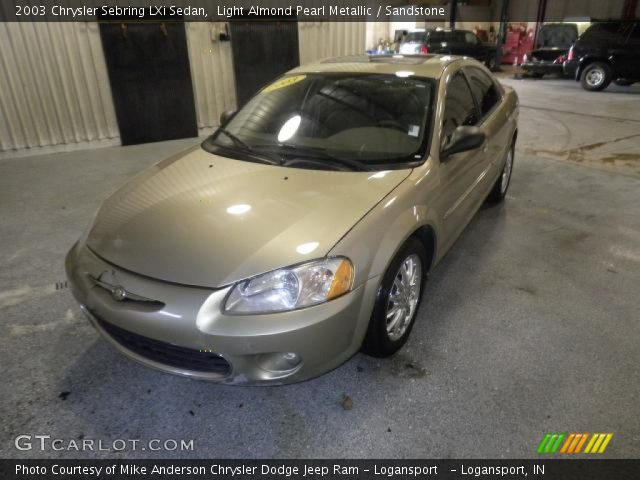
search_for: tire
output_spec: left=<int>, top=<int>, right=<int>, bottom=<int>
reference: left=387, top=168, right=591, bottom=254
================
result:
left=580, top=62, right=612, bottom=91
left=486, top=55, right=497, bottom=72
left=487, top=142, right=515, bottom=204
left=362, top=237, right=427, bottom=357
left=614, top=78, right=633, bottom=86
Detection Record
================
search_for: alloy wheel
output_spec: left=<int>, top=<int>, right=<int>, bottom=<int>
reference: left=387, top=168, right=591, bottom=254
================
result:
left=585, top=68, right=604, bottom=87
left=501, top=148, right=514, bottom=194
left=385, top=254, right=422, bottom=341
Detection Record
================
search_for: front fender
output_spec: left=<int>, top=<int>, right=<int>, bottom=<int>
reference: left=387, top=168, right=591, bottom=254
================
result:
left=328, top=164, right=441, bottom=289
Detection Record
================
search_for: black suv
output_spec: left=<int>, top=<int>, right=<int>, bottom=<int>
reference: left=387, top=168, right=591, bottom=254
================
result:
left=399, top=29, right=498, bottom=70
left=563, top=20, right=640, bottom=91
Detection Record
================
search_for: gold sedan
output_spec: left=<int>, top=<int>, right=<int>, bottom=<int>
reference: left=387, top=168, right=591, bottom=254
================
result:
left=66, top=54, right=518, bottom=384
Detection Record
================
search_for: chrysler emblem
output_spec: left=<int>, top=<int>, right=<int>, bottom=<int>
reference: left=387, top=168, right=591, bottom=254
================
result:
left=88, top=273, right=160, bottom=305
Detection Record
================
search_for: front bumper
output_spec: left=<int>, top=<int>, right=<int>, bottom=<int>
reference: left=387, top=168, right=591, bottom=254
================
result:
left=66, top=243, right=379, bottom=384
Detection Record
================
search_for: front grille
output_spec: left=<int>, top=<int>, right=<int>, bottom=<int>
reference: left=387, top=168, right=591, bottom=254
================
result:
left=96, top=317, right=231, bottom=375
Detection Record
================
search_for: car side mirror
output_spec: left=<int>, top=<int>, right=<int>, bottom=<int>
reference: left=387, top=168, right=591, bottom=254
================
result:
left=219, top=110, right=236, bottom=126
left=441, top=126, right=486, bottom=159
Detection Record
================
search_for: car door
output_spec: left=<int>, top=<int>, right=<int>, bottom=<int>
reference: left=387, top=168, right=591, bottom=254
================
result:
left=435, top=68, right=488, bottom=247
left=426, top=31, right=448, bottom=54
left=616, top=22, right=640, bottom=80
left=463, top=66, right=508, bottom=181
left=451, top=31, right=469, bottom=55
left=462, top=31, right=484, bottom=60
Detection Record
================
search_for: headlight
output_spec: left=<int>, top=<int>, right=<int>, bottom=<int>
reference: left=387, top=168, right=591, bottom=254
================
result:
left=223, top=257, right=354, bottom=314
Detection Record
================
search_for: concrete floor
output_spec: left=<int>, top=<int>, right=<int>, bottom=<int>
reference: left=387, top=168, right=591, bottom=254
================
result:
left=1, top=76, right=639, bottom=459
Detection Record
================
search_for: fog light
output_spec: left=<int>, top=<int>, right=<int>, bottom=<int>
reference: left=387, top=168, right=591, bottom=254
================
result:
left=256, top=352, right=302, bottom=373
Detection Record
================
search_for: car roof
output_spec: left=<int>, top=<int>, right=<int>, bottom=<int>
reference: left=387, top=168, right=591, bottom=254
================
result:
left=288, top=54, right=464, bottom=79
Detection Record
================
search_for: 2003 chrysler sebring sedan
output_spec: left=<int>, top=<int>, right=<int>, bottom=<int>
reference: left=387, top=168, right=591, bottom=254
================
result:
left=66, top=54, right=518, bottom=384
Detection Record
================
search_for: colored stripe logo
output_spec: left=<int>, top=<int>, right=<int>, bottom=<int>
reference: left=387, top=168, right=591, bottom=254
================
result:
left=537, top=433, right=613, bottom=454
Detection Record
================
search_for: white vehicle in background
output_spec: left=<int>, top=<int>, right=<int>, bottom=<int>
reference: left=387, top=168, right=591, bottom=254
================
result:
left=399, top=29, right=429, bottom=54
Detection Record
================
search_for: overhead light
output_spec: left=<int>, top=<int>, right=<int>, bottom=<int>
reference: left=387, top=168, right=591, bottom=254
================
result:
left=226, top=204, right=251, bottom=215
left=277, top=115, right=302, bottom=142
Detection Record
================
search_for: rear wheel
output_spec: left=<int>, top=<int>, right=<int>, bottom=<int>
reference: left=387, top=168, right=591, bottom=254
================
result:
left=362, top=238, right=426, bottom=357
left=580, top=62, right=612, bottom=91
left=487, top=143, right=514, bottom=204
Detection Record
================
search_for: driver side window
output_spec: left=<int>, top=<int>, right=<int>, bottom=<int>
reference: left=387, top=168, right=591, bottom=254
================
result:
left=441, top=71, right=478, bottom=148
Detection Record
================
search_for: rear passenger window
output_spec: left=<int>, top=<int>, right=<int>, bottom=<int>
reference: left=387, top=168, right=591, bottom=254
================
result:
left=465, top=67, right=500, bottom=119
left=442, top=72, right=478, bottom=147
left=582, top=22, right=625, bottom=43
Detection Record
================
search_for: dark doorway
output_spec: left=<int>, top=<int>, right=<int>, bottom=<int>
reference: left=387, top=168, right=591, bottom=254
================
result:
left=99, top=18, right=198, bottom=145
left=230, top=19, right=300, bottom=106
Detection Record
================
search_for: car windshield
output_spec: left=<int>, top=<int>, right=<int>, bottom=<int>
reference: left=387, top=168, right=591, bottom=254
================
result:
left=202, top=73, right=435, bottom=171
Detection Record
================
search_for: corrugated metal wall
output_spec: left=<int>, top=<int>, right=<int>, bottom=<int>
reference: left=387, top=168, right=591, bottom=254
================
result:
left=0, top=22, right=119, bottom=158
left=298, top=22, right=366, bottom=65
left=543, top=0, right=625, bottom=21
left=0, top=21, right=366, bottom=158
left=188, top=21, right=366, bottom=134
left=507, top=0, right=626, bottom=21
left=185, top=23, right=237, bottom=134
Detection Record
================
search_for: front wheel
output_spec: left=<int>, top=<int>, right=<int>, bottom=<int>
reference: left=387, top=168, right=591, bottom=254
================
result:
left=487, top=143, right=514, bottom=204
left=362, top=238, right=426, bottom=357
left=580, top=62, right=612, bottom=91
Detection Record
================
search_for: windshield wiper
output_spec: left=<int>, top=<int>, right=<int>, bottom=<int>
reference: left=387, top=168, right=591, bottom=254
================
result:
left=254, top=144, right=369, bottom=171
left=217, top=128, right=251, bottom=151
left=211, top=129, right=282, bottom=165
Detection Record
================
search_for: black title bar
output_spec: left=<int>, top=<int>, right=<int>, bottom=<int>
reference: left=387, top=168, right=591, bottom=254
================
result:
left=1, top=0, right=633, bottom=22
left=2, top=459, right=639, bottom=480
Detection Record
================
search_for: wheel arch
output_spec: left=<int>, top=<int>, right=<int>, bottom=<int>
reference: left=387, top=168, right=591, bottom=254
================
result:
left=576, top=56, right=610, bottom=80
left=409, top=225, right=437, bottom=272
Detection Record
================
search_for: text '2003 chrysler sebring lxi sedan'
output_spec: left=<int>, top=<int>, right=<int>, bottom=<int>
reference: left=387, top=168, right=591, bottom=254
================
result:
left=66, top=55, right=518, bottom=384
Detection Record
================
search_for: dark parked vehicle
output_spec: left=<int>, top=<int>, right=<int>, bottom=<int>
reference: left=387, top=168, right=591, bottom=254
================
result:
left=522, top=23, right=579, bottom=78
left=400, top=29, right=498, bottom=70
left=563, top=20, right=640, bottom=91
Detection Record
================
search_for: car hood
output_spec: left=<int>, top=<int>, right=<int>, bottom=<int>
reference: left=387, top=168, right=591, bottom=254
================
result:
left=86, top=147, right=410, bottom=287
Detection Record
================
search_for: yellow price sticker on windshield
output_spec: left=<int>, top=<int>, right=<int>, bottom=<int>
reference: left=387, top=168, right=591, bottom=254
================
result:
left=263, top=75, right=306, bottom=93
